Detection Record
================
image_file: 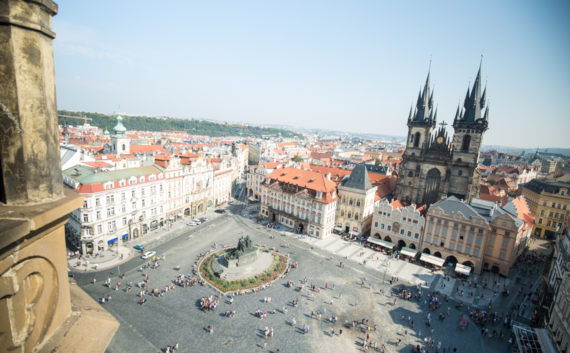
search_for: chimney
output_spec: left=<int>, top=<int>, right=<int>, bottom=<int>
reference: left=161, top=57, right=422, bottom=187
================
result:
left=326, top=173, right=331, bottom=181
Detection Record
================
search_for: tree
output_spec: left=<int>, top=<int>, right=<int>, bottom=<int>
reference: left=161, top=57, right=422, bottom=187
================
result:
left=374, top=157, right=381, bottom=166
left=292, top=155, right=303, bottom=163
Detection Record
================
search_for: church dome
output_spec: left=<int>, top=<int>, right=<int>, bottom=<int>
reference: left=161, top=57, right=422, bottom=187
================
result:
left=113, top=115, right=127, bottom=136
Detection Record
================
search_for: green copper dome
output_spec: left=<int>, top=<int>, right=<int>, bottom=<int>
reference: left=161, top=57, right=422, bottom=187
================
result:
left=113, top=115, right=127, bottom=136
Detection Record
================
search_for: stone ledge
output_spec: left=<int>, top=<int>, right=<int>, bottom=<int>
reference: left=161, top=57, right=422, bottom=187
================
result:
left=0, top=189, right=82, bottom=253
left=38, top=279, right=119, bottom=353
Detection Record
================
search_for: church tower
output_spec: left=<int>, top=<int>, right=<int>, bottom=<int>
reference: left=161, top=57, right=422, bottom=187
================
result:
left=395, top=69, right=437, bottom=203
left=448, top=62, right=489, bottom=201
left=111, top=116, right=130, bottom=156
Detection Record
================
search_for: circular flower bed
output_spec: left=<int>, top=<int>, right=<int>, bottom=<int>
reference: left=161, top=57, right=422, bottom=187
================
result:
left=199, top=247, right=288, bottom=293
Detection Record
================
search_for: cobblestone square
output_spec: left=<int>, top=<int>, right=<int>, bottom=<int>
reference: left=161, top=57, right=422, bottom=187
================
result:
left=73, top=212, right=539, bottom=353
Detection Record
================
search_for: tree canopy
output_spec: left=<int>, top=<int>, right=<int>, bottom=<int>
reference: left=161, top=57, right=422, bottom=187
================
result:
left=58, top=110, right=301, bottom=138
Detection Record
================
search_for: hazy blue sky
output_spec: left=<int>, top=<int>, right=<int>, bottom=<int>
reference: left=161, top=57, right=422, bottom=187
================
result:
left=53, top=1, right=570, bottom=148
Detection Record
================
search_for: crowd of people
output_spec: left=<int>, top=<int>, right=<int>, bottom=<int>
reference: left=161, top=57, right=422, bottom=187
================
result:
left=200, top=295, right=219, bottom=311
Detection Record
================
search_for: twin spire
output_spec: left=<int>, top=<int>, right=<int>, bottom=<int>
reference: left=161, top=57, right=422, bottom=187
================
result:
left=454, top=60, right=490, bottom=130
left=408, top=59, right=489, bottom=131
left=408, top=65, right=436, bottom=126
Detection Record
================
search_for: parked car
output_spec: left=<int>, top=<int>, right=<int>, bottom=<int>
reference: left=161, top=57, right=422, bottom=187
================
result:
left=133, top=244, right=144, bottom=250
left=141, top=251, right=156, bottom=259
left=192, top=218, right=201, bottom=224
left=187, top=222, right=197, bottom=226
left=200, top=217, right=208, bottom=222
left=215, top=209, right=226, bottom=214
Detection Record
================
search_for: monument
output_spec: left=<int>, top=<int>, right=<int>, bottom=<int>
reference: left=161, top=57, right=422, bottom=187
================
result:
left=210, top=236, right=275, bottom=282
left=223, top=236, right=258, bottom=268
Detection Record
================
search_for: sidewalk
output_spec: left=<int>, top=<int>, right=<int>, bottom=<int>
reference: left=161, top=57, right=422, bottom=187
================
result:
left=68, top=208, right=221, bottom=273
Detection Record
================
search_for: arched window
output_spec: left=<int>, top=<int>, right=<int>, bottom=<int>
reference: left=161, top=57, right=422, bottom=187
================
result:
left=347, top=212, right=352, bottom=219
left=413, top=132, right=421, bottom=148
left=461, top=135, right=471, bottom=151
left=122, top=144, right=126, bottom=151
left=356, top=200, right=360, bottom=207
left=408, top=171, right=413, bottom=177
left=355, top=213, right=359, bottom=221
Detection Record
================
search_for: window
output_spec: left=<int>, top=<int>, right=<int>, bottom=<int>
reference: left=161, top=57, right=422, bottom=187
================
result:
left=381, top=224, right=385, bottom=230
left=400, top=229, right=405, bottom=235
left=387, top=225, right=391, bottom=231
left=355, top=214, right=359, bottom=221
left=467, top=235, right=473, bottom=243
left=461, top=135, right=471, bottom=151
left=486, top=248, right=493, bottom=255
left=97, top=224, right=102, bottom=234
left=478, top=228, right=483, bottom=234
left=440, top=241, right=445, bottom=247
left=435, top=226, right=440, bottom=234
left=475, top=237, right=482, bottom=245
left=122, top=217, right=127, bottom=226
left=428, top=225, right=433, bottom=232
left=408, top=231, right=412, bottom=237
left=374, top=222, right=378, bottom=228
left=415, top=233, right=419, bottom=239
left=499, top=252, right=505, bottom=260
left=356, top=200, right=360, bottom=207
left=457, top=245, right=463, bottom=252
left=538, top=218, right=543, bottom=224
left=83, top=213, right=89, bottom=222
left=540, top=210, right=545, bottom=216
left=426, top=236, right=431, bottom=243
left=459, top=234, right=464, bottom=240
left=465, top=246, right=471, bottom=254
left=442, top=228, right=447, bottom=236
left=504, top=231, right=510, bottom=237
left=502, top=240, right=508, bottom=248
left=452, top=231, right=457, bottom=239
left=95, top=198, right=100, bottom=206
left=449, top=242, right=455, bottom=250
left=83, top=201, right=88, bottom=208
left=132, top=202, right=137, bottom=210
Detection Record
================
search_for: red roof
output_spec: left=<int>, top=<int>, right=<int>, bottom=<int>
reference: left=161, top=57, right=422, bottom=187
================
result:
left=266, top=167, right=338, bottom=203
left=130, top=145, right=165, bottom=154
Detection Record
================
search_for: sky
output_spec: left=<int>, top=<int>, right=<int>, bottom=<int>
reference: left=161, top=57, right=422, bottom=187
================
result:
left=53, top=0, right=570, bottom=148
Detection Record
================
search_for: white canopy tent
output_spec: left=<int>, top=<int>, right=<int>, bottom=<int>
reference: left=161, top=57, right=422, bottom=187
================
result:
left=454, top=263, right=472, bottom=276
left=419, top=253, right=445, bottom=267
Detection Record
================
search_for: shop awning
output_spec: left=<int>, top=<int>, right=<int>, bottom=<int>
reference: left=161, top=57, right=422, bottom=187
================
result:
left=349, top=231, right=360, bottom=236
left=454, top=263, right=472, bottom=276
left=367, top=237, right=395, bottom=249
left=400, top=247, right=418, bottom=258
left=420, top=253, right=445, bottom=267
left=121, top=233, right=129, bottom=238
left=107, top=237, right=118, bottom=244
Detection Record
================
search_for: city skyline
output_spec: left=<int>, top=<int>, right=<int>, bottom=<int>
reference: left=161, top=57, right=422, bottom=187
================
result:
left=53, top=1, right=570, bottom=148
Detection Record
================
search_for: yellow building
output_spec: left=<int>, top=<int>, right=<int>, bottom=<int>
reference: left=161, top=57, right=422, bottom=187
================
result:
left=521, top=179, right=570, bottom=239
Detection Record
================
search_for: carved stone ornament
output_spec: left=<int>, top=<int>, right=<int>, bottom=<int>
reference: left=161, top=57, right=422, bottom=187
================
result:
left=0, top=257, right=58, bottom=353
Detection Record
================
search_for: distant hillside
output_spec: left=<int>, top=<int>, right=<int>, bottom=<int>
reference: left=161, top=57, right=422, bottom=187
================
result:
left=58, top=110, right=301, bottom=138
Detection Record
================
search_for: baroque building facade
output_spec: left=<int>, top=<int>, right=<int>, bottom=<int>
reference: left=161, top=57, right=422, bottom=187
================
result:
left=335, top=164, right=377, bottom=236
left=395, top=64, right=489, bottom=206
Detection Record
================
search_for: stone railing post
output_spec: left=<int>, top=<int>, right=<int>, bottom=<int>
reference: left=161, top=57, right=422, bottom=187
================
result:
left=0, top=1, right=119, bottom=352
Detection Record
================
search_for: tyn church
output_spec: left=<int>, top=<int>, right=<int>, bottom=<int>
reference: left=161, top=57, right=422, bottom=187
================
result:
left=394, top=64, right=489, bottom=206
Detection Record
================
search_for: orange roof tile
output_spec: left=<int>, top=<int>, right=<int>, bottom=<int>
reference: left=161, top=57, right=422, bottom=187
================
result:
left=130, top=145, right=165, bottom=154
left=266, top=167, right=338, bottom=203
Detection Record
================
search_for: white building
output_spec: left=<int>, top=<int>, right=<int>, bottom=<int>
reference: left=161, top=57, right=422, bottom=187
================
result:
left=370, top=199, right=426, bottom=250
left=246, top=162, right=283, bottom=201
left=64, top=154, right=213, bottom=255
left=260, top=167, right=338, bottom=239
